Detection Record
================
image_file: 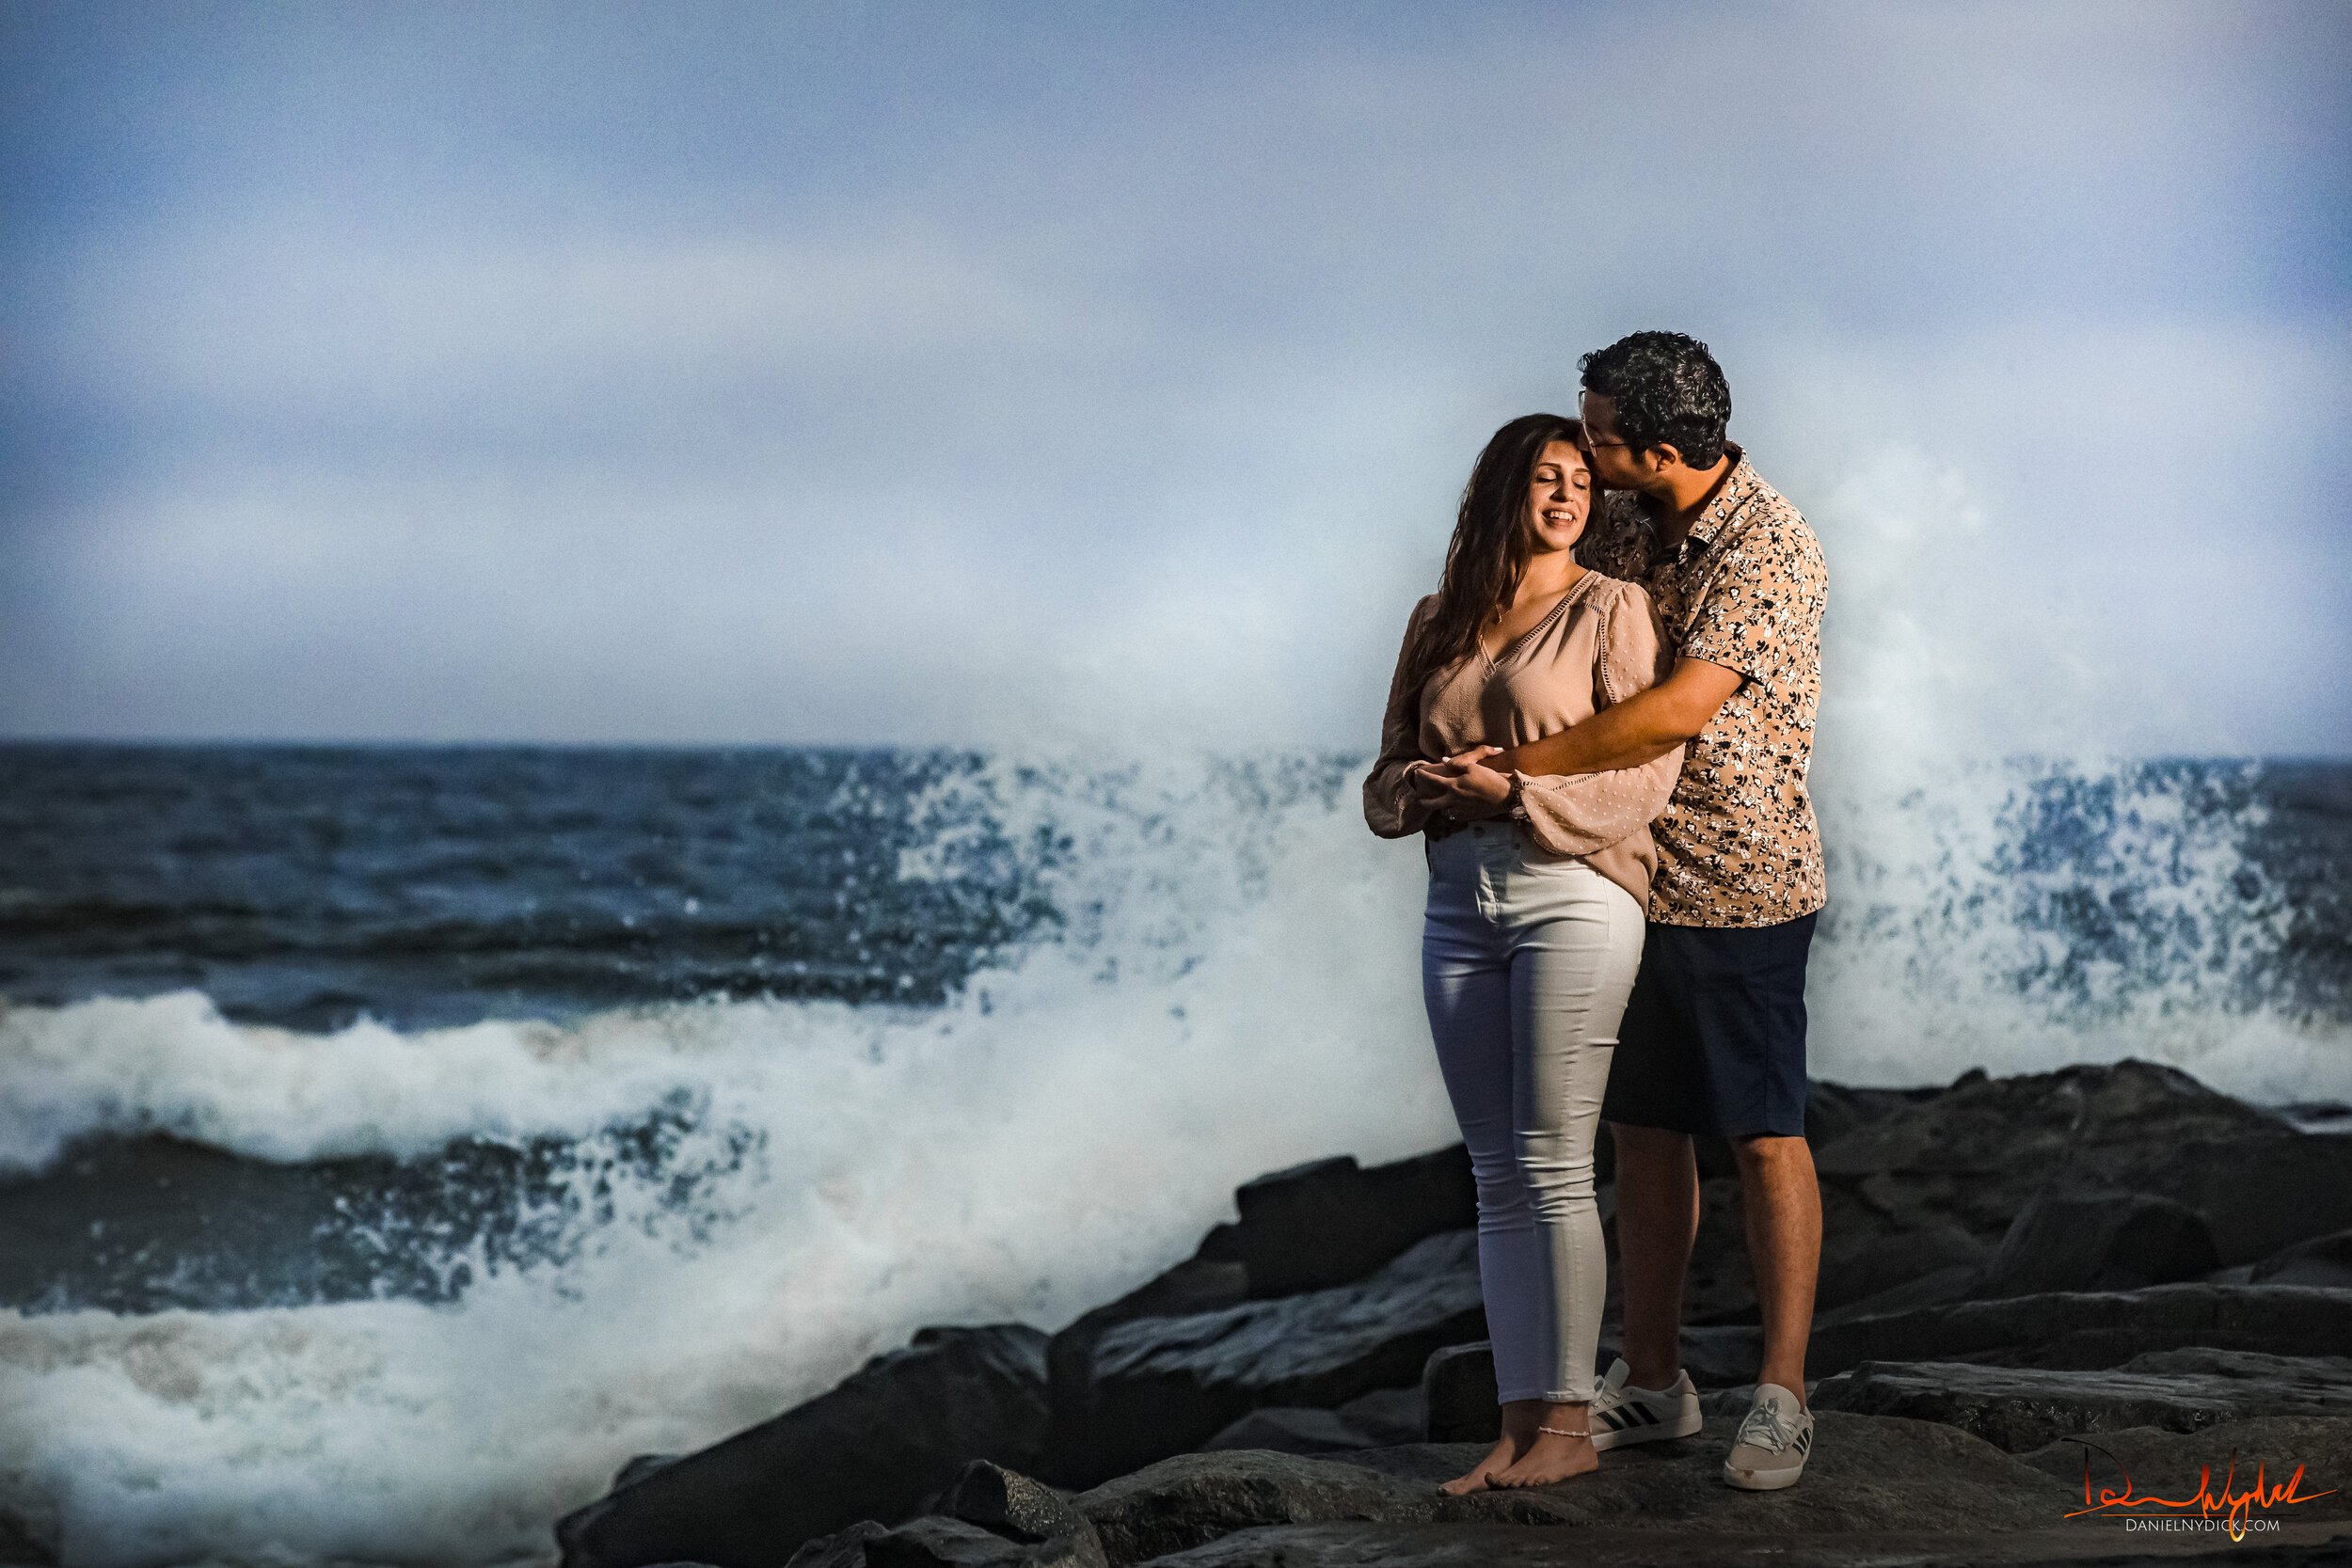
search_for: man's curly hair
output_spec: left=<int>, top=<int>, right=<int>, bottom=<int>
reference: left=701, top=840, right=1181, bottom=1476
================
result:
left=1578, top=331, right=1731, bottom=469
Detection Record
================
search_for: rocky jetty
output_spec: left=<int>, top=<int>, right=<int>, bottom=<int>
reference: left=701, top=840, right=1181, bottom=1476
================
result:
left=550, top=1059, right=2352, bottom=1568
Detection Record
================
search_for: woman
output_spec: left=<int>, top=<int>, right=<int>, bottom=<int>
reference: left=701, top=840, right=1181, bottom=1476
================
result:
left=1363, top=413, right=1683, bottom=1495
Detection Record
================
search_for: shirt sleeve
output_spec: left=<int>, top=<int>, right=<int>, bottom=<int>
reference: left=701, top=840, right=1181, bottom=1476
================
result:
left=1362, top=595, right=1441, bottom=839
left=1677, top=512, right=1828, bottom=689
left=1515, top=580, right=1686, bottom=858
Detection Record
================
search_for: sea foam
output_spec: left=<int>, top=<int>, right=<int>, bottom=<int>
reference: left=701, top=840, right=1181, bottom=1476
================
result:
left=2, top=745, right=2343, bottom=1565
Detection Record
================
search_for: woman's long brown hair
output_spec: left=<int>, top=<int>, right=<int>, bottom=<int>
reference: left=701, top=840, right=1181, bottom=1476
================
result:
left=1398, top=412, right=1587, bottom=699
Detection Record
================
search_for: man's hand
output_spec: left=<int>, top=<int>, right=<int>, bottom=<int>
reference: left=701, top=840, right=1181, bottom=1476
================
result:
left=1489, top=657, right=1741, bottom=778
left=1407, top=748, right=1513, bottom=818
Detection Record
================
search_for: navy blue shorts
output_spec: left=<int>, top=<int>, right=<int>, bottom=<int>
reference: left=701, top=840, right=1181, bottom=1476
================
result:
left=1599, top=911, right=1818, bottom=1138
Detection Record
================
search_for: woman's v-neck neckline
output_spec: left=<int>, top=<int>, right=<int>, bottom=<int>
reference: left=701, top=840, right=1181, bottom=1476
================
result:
left=1478, top=569, right=1597, bottom=671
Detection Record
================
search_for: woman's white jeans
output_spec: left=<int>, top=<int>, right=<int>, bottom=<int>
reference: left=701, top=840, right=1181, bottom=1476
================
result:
left=1422, top=819, right=1646, bottom=1406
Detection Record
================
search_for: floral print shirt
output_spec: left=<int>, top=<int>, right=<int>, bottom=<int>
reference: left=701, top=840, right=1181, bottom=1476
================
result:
left=1576, top=445, right=1828, bottom=927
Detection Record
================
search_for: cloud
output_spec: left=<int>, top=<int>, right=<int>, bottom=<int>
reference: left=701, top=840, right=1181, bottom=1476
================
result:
left=2, top=1, right=2344, bottom=750
left=41, top=225, right=1137, bottom=419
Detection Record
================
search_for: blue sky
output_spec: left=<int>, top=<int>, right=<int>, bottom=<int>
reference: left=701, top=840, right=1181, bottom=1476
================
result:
left=3, top=1, right=2346, bottom=752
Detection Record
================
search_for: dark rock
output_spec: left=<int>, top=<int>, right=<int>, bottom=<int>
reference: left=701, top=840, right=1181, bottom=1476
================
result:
left=783, top=1522, right=890, bottom=1568
left=1818, top=1205, right=1992, bottom=1320
left=1811, top=1352, right=2352, bottom=1451
left=2095, top=1129, right=2352, bottom=1270
left=556, top=1323, right=1050, bottom=1568
left=1332, top=1386, right=1425, bottom=1447
left=1074, top=1415, right=2072, bottom=1563
left=1195, top=1406, right=1375, bottom=1455
left=1229, top=1153, right=1362, bottom=1292
left=1421, top=1340, right=1498, bottom=1445
left=0, top=1506, right=57, bottom=1568
left=936, top=1460, right=1094, bottom=1546
left=1980, top=1187, right=2219, bottom=1298
left=1656, top=1171, right=1990, bottom=1328
left=1663, top=1325, right=1770, bottom=1390
left=1077, top=1228, right=1486, bottom=1481
left=1788, top=1056, right=2352, bottom=1329
left=1189, top=1222, right=1246, bottom=1266
left=1803, top=1080, right=1937, bottom=1154
left=1044, top=1256, right=1250, bottom=1488
left=1132, top=1528, right=2352, bottom=1567
left=786, top=1523, right=1087, bottom=1568
left=2255, top=1228, right=2352, bottom=1288
left=2126, top=1347, right=2352, bottom=1380
left=2282, top=1099, right=2352, bottom=1134
left=1232, top=1145, right=1474, bottom=1299
left=2014, top=1413, right=2352, bottom=1529
left=1808, top=1283, right=2352, bottom=1378
left=1811, top=1059, right=2352, bottom=1271
left=1075, top=1449, right=1423, bottom=1565
left=611, top=1454, right=681, bottom=1492
left=1814, top=1262, right=1982, bottom=1327
left=1083, top=1523, right=2352, bottom=1566
left=855, top=1514, right=1097, bottom=1567
left=1812, top=1061, right=2289, bottom=1187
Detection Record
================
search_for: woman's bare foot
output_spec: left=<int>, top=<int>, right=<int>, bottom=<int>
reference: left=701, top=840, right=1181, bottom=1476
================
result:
left=1487, top=1423, right=1598, bottom=1487
left=1436, top=1433, right=1523, bottom=1496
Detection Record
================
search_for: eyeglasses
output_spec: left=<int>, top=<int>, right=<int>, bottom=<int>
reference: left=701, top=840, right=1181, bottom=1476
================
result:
left=1577, top=393, right=1630, bottom=449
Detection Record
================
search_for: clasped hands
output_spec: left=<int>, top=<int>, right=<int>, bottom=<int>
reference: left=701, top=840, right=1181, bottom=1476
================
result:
left=1406, top=745, right=1515, bottom=821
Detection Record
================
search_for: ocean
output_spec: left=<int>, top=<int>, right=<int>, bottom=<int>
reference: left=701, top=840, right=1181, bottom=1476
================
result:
left=1, top=742, right=2347, bottom=1565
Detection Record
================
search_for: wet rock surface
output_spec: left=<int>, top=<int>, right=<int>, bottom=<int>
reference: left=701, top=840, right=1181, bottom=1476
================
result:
left=1811, top=1353, right=2352, bottom=1450
left=2255, top=1230, right=2352, bottom=1289
left=1808, top=1061, right=2352, bottom=1273
left=1079, top=1415, right=2060, bottom=1553
left=1806, top=1284, right=2352, bottom=1378
left=556, top=1324, right=1051, bottom=1568
left=1080, top=1412, right=2352, bottom=1564
left=1076, top=1227, right=1487, bottom=1479
left=552, top=1060, right=2352, bottom=1568
left=1979, top=1188, right=2220, bottom=1299
left=1194, top=1405, right=1378, bottom=1455
left=1044, top=1254, right=1252, bottom=1489
left=1231, top=1147, right=1476, bottom=1299
left=1109, top=1525, right=2352, bottom=1567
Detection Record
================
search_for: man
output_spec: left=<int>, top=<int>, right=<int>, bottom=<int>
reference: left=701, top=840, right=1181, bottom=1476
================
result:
left=1428, top=331, right=1830, bottom=1489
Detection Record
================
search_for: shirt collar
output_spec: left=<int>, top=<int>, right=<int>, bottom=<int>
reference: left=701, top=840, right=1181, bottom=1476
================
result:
left=1635, top=442, right=1751, bottom=561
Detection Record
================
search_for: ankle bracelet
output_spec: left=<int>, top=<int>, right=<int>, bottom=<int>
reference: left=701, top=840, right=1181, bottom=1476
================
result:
left=1537, top=1422, right=1589, bottom=1438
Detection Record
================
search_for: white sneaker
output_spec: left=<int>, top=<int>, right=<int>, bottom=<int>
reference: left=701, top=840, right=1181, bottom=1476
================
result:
left=1587, top=1357, right=1703, bottom=1450
left=1724, top=1382, right=1813, bottom=1490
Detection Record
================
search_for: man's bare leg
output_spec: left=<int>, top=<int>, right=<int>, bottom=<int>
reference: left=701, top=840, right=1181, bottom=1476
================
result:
left=1607, top=1121, right=1699, bottom=1390
left=1729, top=1132, right=1820, bottom=1406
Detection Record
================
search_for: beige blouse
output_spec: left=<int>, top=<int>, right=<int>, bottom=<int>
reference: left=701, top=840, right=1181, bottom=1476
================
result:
left=1361, top=571, right=1686, bottom=911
